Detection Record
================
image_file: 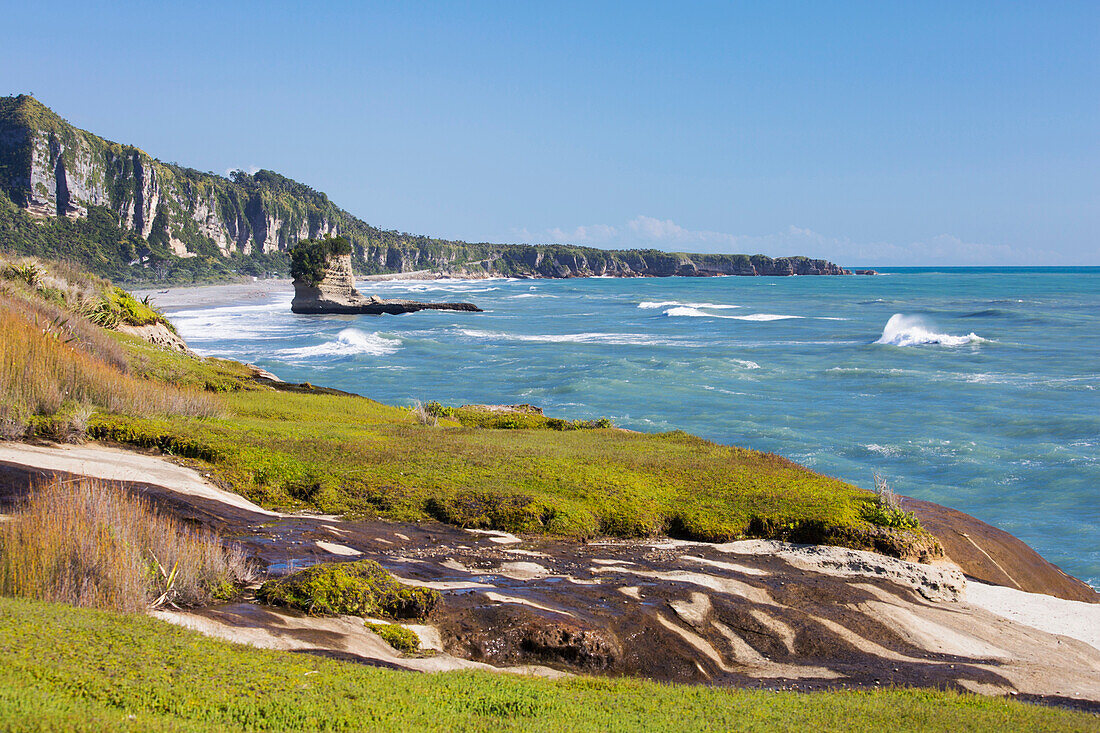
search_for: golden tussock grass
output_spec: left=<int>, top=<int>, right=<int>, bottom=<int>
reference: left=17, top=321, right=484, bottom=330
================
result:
left=0, top=300, right=216, bottom=427
left=0, top=477, right=254, bottom=612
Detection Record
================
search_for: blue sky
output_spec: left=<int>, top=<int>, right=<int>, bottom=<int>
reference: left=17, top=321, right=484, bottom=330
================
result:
left=3, top=1, right=1096, bottom=265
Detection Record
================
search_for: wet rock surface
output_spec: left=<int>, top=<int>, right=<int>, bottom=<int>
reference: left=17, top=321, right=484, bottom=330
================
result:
left=2, top=456, right=1098, bottom=706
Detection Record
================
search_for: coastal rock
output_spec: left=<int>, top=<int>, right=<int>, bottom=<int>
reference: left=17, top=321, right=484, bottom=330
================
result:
left=290, top=253, right=481, bottom=315
left=115, top=322, right=191, bottom=353
left=908, top=498, right=1099, bottom=603
left=2, top=453, right=1098, bottom=704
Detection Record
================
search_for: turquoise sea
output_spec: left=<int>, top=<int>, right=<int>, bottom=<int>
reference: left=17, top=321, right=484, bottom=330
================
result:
left=164, top=267, right=1100, bottom=587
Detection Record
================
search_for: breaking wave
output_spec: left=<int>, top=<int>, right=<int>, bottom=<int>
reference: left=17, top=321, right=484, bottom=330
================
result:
left=458, top=328, right=698, bottom=347
left=875, top=314, right=985, bottom=347
left=731, top=313, right=804, bottom=322
left=663, top=307, right=802, bottom=321
left=279, top=328, right=401, bottom=358
left=639, top=300, right=741, bottom=310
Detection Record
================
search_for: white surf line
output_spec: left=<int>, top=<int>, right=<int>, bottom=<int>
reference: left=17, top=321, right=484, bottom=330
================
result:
left=0, top=442, right=279, bottom=517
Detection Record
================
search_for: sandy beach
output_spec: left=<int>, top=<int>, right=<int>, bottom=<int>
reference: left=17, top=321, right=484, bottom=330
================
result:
left=132, top=279, right=292, bottom=310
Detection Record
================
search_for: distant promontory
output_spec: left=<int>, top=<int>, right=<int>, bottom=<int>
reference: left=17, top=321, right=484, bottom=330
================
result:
left=0, top=95, right=849, bottom=284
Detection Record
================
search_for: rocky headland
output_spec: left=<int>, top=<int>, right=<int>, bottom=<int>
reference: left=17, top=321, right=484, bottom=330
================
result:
left=1, top=95, right=851, bottom=283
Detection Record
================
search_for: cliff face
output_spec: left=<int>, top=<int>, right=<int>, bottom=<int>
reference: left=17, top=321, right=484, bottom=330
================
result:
left=0, top=96, right=342, bottom=260
left=0, top=95, right=850, bottom=280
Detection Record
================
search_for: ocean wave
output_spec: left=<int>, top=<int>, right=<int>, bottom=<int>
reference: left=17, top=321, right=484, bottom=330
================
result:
left=508, top=293, right=554, bottom=299
left=664, top=306, right=719, bottom=318
left=169, top=299, right=294, bottom=341
left=457, top=328, right=698, bottom=347
left=639, top=300, right=741, bottom=310
left=731, top=313, right=804, bottom=321
left=661, top=307, right=802, bottom=321
left=278, top=328, right=401, bottom=358
left=732, top=359, right=761, bottom=369
left=874, top=314, right=985, bottom=347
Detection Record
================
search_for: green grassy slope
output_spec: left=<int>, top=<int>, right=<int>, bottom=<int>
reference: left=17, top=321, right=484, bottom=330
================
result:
left=88, top=339, right=930, bottom=554
left=0, top=596, right=1093, bottom=732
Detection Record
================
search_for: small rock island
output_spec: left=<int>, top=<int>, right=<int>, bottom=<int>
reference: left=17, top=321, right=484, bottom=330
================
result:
left=290, top=237, right=482, bottom=315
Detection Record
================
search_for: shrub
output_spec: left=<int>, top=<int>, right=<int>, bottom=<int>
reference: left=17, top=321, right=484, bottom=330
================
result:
left=409, top=400, right=438, bottom=427
left=862, top=472, right=920, bottom=531
left=256, top=560, right=439, bottom=620
left=0, top=478, right=254, bottom=612
left=365, top=621, right=421, bottom=653
left=289, top=236, right=352, bottom=287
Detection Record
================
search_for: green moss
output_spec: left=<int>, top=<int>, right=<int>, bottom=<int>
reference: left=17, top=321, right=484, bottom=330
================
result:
left=86, top=374, right=938, bottom=555
left=256, top=560, right=440, bottom=619
left=365, top=622, right=420, bottom=653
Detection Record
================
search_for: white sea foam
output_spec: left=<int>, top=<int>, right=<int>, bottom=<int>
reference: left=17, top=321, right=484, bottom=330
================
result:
left=660, top=306, right=802, bottom=322
left=664, top=306, right=714, bottom=318
left=168, top=298, right=293, bottom=342
left=279, top=328, right=401, bottom=358
left=731, top=313, right=803, bottom=322
left=875, top=314, right=985, bottom=347
left=639, top=300, right=741, bottom=310
left=732, top=359, right=761, bottom=369
left=458, top=329, right=697, bottom=347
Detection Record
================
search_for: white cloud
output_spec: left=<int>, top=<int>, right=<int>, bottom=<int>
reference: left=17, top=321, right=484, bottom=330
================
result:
left=509, top=217, right=1067, bottom=266
left=224, top=165, right=261, bottom=177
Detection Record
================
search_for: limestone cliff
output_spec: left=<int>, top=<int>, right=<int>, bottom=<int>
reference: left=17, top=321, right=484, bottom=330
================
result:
left=0, top=95, right=851, bottom=282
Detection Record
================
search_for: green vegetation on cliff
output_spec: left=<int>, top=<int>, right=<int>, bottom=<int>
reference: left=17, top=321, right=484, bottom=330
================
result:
left=290, top=236, right=352, bottom=286
left=0, top=95, right=847, bottom=285
left=0, top=596, right=1094, bottom=732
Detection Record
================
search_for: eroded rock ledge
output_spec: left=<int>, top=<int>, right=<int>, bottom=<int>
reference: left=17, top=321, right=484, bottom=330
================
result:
left=2, top=448, right=1097, bottom=706
left=290, top=253, right=481, bottom=315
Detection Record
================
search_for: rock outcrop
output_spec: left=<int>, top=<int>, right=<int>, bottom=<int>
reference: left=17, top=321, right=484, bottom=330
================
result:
left=2, top=452, right=1098, bottom=705
left=1, top=95, right=851, bottom=281
left=115, top=322, right=191, bottom=353
left=290, top=253, right=481, bottom=315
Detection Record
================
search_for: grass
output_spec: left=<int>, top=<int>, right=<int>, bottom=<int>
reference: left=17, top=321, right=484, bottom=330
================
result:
left=0, top=298, right=216, bottom=439
left=88, top=383, right=936, bottom=556
left=256, top=560, right=439, bottom=619
left=862, top=472, right=920, bottom=531
left=0, top=595, right=1095, bottom=732
left=2, top=252, right=935, bottom=555
left=0, top=478, right=254, bottom=612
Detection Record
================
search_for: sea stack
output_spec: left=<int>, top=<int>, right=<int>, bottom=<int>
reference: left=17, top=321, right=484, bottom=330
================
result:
left=290, top=237, right=482, bottom=315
